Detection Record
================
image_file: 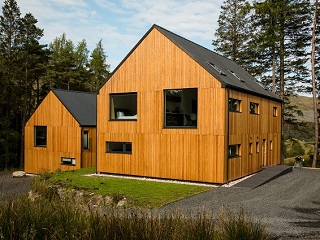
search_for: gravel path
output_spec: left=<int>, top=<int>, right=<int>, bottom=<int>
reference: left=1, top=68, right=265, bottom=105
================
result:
left=0, top=171, right=33, bottom=202
left=159, top=168, right=320, bottom=239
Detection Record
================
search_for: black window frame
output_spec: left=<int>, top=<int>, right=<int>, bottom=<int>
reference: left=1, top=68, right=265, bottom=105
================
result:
left=164, top=88, right=198, bottom=128
left=229, top=98, right=241, bottom=112
left=61, top=157, right=76, bottom=166
left=83, top=130, right=89, bottom=150
left=106, top=141, right=132, bottom=154
left=34, top=126, right=47, bottom=147
left=250, top=102, right=259, bottom=114
left=228, top=144, right=241, bottom=158
left=109, top=92, right=137, bottom=121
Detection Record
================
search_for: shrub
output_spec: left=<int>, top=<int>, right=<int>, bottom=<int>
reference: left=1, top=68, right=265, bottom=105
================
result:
left=287, top=139, right=305, bottom=158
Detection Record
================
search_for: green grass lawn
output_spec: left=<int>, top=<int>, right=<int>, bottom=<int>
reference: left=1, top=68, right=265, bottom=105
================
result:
left=45, top=168, right=212, bottom=208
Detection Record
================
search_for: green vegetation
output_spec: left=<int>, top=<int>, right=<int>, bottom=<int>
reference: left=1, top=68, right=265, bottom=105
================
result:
left=0, top=196, right=268, bottom=240
left=35, top=168, right=211, bottom=208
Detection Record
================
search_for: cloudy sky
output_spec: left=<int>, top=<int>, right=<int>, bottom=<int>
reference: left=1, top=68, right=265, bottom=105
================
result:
left=1, top=0, right=224, bottom=71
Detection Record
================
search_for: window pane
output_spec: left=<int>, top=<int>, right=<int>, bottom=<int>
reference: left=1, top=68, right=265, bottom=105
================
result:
left=110, top=93, right=137, bottom=120
left=228, top=144, right=240, bottom=158
left=83, top=131, right=89, bottom=149
left=34, top=126, right=47, bottom=147
left=250, top=102, right=259, bottom=114
left=164, top=88, right=197, bottom=127
left=229, top=99, right=241, bottom=112
left=107, top=142, right=132, bottom=154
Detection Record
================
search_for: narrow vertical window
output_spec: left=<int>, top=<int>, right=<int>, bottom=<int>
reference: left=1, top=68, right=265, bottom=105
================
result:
left=249, top=143, right=253, bottom=155
left=34, top=126, right=47, bottom=147
left=83, top=131, right=89, bottom=149
left=273, top=107, right=278, bottom=117
left=229, top=98, right=241, bottom=112
left=256, top=142, right=260, bottom=153
left=270, top=140, right=273, bottom=151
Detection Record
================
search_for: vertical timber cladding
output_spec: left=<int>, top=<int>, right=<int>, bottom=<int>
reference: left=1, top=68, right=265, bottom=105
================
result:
left=24, top=91, right=81, bottom=173
left=97, top=27, right=228, bottom=183
left=228, top=90, right=281, bottom=181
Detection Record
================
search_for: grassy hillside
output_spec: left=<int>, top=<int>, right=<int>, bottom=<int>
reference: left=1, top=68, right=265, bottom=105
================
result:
left=289, top=95, right=313, bottom=122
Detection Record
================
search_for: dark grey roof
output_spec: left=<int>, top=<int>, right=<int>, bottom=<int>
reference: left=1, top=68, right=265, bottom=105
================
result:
left=52, top=89, right=97, bottom=127
left=153, top=25, right=281, bottom=101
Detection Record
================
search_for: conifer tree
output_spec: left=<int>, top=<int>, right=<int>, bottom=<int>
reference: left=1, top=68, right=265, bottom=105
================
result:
left=88, top=39, right=110, bottom=91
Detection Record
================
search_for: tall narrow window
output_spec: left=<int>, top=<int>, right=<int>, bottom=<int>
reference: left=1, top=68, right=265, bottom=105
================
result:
left=273, top=107, right=278, bottom=117
left=83, top=131, right=89, bottom=149
left=228, top=144, right=241, bottom=158
left=107, top=142, right=132, bottom=154
left=229, top=98, right=241, bottom=112
left=34, top=126, right=47, bottom=147
left=110, top=93, right=137, bottom=120
left=249, top=143, right=253, bottom=155
left=250, top=102, right=259, bottom=114
left=256, top=142, right=260, bottom=153
left=164, top=88, right=197, bottom=127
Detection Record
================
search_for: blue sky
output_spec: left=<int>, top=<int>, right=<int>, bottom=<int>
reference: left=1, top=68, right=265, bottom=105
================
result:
left=1, top=0, right=224, bottom=71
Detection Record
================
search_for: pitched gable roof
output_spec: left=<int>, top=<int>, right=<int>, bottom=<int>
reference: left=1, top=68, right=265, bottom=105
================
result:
left=104, top=24, right=280, bottom=102
left=52, top=89, right=97, bottom=127
left=153, top=25, right=281, bottom=101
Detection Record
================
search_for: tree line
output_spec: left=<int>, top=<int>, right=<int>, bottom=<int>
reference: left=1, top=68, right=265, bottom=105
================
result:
left=213, top=0, right=320, bottom=166
left=0, top=0, right=110, bottom=170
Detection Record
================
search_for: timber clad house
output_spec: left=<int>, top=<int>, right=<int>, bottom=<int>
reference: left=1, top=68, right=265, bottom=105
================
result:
left=24, top=89, right=97, bottom=173
left=25, top=25, right=281, bottom=183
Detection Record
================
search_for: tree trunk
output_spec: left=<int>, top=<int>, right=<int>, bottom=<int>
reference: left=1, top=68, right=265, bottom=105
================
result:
left=279, top=15, right=285, bottom=165
left=311, top=0, right=319, bottom=168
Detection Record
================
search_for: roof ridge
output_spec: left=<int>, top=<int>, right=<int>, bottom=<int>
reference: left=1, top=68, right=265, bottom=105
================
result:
left=52, top=88, right=97, bottom=95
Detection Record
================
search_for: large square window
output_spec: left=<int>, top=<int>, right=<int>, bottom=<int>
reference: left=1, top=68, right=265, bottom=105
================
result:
left=164, top=88, right=197, bottom=127
left=34, top=126, right=47, bottom=147
left=110, top=93, right=137, bottom=120
left=229, top=98, right=241, bottom=112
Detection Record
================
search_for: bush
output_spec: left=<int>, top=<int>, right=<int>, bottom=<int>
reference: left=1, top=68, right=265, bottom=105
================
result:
left=287, top=139, right=305, bottom=158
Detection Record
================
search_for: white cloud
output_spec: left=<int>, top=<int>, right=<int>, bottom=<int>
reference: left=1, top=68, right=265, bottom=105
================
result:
left=1, top=0, right=224, bottom=70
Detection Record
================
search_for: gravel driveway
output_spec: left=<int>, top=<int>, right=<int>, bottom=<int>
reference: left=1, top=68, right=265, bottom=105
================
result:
left=159, top=168, right=320, bottom=239
left=0, top=171, right=33, bottom=202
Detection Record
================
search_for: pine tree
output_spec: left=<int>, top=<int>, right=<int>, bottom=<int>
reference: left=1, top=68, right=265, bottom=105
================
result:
left=0, top=0, right=22, bottom=169
left=88, top=39, right=110, bottom=91
left=213, top=0, right=251, bottom=69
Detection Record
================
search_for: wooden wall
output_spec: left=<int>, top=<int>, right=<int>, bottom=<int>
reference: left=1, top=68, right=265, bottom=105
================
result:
left=97, top=27, right=281, bottom=184
left=228, top=90, right=282, bottom=181
left=25, top=91, right=82, bottom=173
left=98, top=28, right=228, bottom=183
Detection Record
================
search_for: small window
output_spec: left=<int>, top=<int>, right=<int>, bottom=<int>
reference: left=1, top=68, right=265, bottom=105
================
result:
left=256, top=142, right=260, bottom=153
left=83, top=131, right=89, bottom=149
left=273, top=107, right=278, bottom=117
left=107, top=142, right=132, bottom=154
left=34, top=126, right=47, bottom=147
left=228, top=144, right=241, bottom=158
left=250, top=102, right=259, bottom=114
left=270, top=140, right=273, bottom=151
left=249, top=143, right=253, bottom=155
left=229, top=98, right=241, bottom=112
left=61, top=157, right=76, bottom=166
left=110, top=93, right=137, bottom=120
left=164, top=88, right=197, bottom=127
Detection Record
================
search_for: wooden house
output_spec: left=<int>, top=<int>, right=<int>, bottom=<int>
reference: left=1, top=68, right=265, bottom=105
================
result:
left=24, top=89, right=97, bottom=173
left=96, top=24, right=282, bottom=184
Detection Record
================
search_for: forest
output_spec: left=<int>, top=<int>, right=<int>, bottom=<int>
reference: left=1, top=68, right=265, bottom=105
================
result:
left=0, top=0, right=319, bottom=170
